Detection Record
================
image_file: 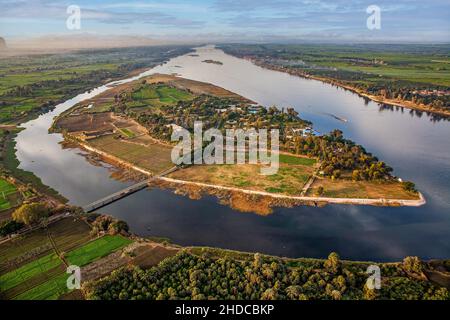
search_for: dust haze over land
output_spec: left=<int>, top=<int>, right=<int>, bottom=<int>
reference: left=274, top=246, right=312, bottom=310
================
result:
left=0, top=34, right=194, bottom=57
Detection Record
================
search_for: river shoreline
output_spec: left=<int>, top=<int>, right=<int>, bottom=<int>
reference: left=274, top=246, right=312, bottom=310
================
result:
left=243, top=58, right=450, bottom=118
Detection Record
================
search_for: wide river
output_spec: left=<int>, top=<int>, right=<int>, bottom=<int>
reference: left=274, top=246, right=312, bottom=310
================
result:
left=15, top=46, right=450, bottom=262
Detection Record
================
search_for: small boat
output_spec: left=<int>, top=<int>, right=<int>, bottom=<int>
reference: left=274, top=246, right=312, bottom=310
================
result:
left=322, top=112, right=348, bottom=123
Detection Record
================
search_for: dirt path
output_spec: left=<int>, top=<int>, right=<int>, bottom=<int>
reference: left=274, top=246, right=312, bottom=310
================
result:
left=76, top=139, right=426, bottom=208
left=301, top=175, right=316, bottom=196
left=157, top=176, right=426, bottom=207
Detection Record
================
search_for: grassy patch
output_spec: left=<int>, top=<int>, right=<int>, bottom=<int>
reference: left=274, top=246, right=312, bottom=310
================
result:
left=131, top=84, right=194, bottom=107
left=265, top=187, right=283, bottom=193
left=120, top=128, right=136, bottom=138
left=65, top=235, right=132, bottom=267
left=279, top=154, right=316, bottom=166
left=0, top=178, right=19, bottom=211
left=13, top=272, right=69, bottom=300
left=170, top=161, right=314, bottom=196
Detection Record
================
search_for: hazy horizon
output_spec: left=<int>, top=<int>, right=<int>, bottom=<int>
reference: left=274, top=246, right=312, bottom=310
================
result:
left=1, top=0, right=449, bottom=48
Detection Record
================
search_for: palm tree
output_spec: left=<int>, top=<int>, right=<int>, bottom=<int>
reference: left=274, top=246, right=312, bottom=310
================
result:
left=286, top=285, right=301, bottom=300
left=261, top=288, right=277, bottom=300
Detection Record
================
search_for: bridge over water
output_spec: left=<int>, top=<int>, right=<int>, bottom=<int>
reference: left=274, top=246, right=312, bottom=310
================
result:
left=82, top=166, right=178, bottom=213
left=82, top=147, right=203, bottom=213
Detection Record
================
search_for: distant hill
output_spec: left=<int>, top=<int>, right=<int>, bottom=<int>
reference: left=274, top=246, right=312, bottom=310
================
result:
left=0, top=37, right=6, bottom=50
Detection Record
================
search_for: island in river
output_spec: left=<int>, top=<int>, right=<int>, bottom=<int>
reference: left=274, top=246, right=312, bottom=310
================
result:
left=52, top=73, right=424, bottom=214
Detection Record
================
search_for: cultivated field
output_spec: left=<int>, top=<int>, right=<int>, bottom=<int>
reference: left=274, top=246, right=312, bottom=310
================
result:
left=0, top=46, right=191, bottom=124
left=0, top=216, right=133, bottom=300
left=130, top=83, right=194, bottom=108
left=88, top=134, right=174, bottom=174
left=0, top=178, right=21, bottom=211
left=56, top=112, right=115, bottom=133
left=0, top=218, right=91, bottom=273
left=65, top=235, right=132, bottom=267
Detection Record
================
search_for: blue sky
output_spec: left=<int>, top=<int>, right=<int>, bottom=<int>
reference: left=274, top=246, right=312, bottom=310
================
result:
left=1, top=0, right=449, bottom=42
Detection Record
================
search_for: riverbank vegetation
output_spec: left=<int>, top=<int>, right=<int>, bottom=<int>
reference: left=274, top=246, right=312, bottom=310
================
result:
left=0, top=127, right=65, bottom=209
left=220, top=44, right=450, bottom=118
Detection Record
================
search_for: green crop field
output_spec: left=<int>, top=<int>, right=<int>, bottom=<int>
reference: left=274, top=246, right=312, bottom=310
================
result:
left=0, top=253, right=62, bottom=292
left=65, top=235, right=132, bottom=267
left=279, top=154, right=316, bottom=166
left=13, top=272, right=69, bottom=300
left=1, top=232, right=132, bottom=300
left=0, top=218, right=91, bottom=271
left=0, top=178, right=20, bottom=211
left=131, top=84, right=194, bottom=107
left=120, top=128, right=136, bottom=138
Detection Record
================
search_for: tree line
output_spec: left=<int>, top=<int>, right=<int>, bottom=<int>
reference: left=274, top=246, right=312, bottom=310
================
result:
left=84, top=251, right=448, bottom=300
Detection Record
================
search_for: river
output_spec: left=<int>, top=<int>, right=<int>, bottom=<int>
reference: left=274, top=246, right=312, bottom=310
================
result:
left=15, top=46, right=450, bottom=262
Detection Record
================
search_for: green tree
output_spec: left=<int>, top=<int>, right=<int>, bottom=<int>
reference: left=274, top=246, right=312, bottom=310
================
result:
left=12, top=202, right=49, bottom=226
left=402, top=181, right=417, bottom=193
left=253, top=253, right=262, bottom=269
left=403, top=256, right=424, bottom=274
left=261, top=288, right=277, bottom=300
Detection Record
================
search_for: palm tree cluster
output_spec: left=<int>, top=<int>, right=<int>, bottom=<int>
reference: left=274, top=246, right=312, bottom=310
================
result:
left=84, top=251, right=448, bottom=300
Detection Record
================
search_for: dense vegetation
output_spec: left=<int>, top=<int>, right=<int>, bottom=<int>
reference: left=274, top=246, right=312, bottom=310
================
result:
left=288, top=129, right=393, bottom=181
left=115, top=82, right=400, bottom=183
left=84, top=251, right=449, bottom=300
left=220, top=44, right=450, bottom=115
left=0, top=219, right=24, bottom=237
left=114, top=82, right=310, bottom=142
left=87, top=214, right=130, bottom=236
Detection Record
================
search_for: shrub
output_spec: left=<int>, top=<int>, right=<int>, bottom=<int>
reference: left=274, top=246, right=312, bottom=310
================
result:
left=402, top=181, right=418, bottom=193
left=0, top=219, right=24, bottom=236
